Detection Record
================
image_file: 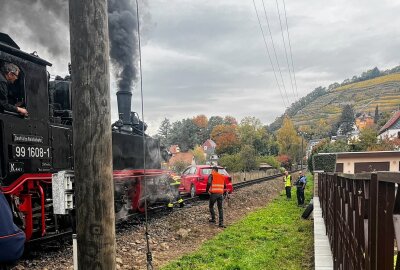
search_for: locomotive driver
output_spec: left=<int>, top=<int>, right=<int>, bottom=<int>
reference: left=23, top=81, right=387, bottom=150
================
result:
left=0, top=62, right=28, bottom=116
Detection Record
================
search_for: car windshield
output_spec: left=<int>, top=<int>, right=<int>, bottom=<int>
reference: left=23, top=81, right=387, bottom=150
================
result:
left=201, top=168, right=228, bottom=176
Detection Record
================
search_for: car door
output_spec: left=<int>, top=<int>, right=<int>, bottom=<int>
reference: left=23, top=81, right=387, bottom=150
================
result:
left=188, top=166, right=197, bottom=188
left=180, top=167, right=191, bottom=192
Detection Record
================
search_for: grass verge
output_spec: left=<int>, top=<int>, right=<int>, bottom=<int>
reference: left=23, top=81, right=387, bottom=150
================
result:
left=162, top=174, right=314, bottom=270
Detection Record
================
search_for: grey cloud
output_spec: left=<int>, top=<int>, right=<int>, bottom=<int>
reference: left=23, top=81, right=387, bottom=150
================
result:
left=1, top=0, right=400, bottom=135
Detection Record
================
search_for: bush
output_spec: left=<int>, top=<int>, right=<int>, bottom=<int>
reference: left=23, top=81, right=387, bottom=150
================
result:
left=312, top=154, right=337, bottom=172
left=219, top=153, right=242, bottom=172
left=257, top=156, right=280, bottom=169
left=172, top=160, right=190, bottom=173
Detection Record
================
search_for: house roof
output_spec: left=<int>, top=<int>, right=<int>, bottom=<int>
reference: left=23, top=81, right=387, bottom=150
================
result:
left=319, top=150, right=400, bottom=158
left=169, top=152, right=194, bottom=165
left=203, top=139, right=216, bottom=148
left=379, top=110, right=400, bottom=134
left=169, top=145, right=180, bottom=154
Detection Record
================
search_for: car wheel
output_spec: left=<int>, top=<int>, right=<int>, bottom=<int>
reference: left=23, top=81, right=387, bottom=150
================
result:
left=190, top=184, right=196, bottom=198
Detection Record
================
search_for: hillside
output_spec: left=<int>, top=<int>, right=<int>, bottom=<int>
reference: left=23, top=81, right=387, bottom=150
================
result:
left=269, top=72, right=400, bottom=133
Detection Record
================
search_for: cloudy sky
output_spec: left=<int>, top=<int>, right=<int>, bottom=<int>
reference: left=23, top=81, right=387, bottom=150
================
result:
left=1, top=0, right=400, bottom=135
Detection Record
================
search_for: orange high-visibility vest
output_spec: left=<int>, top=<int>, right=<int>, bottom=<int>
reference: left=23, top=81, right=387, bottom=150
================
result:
left=210, top=171, right=225, bottom=194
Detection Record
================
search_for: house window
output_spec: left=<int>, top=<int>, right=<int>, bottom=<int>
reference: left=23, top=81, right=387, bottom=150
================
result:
left=204, top=146, right=207, bottom=151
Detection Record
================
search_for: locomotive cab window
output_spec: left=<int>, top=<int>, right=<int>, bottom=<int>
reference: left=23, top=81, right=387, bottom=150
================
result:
left=0, top=61, right=26, bottom=116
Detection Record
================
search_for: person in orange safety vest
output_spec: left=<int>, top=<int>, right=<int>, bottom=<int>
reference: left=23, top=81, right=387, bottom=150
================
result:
left=206, top=166, right=226, bottom=228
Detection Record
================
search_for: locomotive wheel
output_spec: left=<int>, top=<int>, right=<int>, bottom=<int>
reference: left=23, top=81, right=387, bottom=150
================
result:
left=190, top=185, right=196, bottom=198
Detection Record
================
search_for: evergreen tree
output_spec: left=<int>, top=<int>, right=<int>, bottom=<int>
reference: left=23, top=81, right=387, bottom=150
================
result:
left=337, top=105, right=355, bottom=135
left=374, top=105, right=379, bottom=124
left=239, top=145, right=257, bottom=172
left=157, top=118, right=171, bottom=146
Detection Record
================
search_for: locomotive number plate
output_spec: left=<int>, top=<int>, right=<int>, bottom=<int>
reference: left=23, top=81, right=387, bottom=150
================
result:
left=11, top=145, right=51, bottom=159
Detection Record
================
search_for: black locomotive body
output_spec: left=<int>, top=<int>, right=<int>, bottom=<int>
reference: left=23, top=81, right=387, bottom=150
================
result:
left=0, top=33, right=176, bottom=241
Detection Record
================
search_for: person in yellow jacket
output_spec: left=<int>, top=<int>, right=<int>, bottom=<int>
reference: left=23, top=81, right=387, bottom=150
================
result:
left=283, top=170, right=292, bottom=199
left=206, top=167, right=226, bottom=228
left=167, top=173, right=184, bottom=210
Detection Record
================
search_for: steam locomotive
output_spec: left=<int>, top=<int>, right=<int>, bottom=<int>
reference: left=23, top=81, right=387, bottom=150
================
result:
left=0, top=33, right=178, bottom=242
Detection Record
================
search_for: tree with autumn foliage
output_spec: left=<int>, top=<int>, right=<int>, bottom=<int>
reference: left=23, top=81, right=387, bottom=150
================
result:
left=206, top=116, right=224, bottom=139
left=191, top=145, right=206, bottom=165
left=239, top=116, right=262, bottom=146
left=238, top=116, right=273, bottom=155
left=277, top=154, right=292, bottom=170
left=192, top=114, right=209, bottom=144
left=276, top=116, right=302, bottom=162
left=224, top=115, right=238, bottom=125
left=211, top=124, right=240, bottom=155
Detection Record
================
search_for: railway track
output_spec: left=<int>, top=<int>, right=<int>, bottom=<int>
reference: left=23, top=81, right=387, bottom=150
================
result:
left=177, top=170, right=296, bottom=207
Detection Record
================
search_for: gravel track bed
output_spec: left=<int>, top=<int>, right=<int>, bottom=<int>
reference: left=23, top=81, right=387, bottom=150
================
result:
left=13, top=176, right=284, bottom=270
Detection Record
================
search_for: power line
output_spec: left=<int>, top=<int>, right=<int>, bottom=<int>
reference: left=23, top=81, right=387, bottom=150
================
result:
left=282, top=0, right=299, bottom=99
left=275, top=0, right=296, bottom=100
left=260, top=0, right=291, bottom=106
left=251, top=0, right=288, bottom=108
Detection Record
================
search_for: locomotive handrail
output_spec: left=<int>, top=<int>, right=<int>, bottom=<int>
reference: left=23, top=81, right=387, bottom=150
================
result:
left=0, top=173, right=52, bottom=194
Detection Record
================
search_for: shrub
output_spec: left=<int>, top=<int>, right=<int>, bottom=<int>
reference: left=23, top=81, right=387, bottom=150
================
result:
left=312, top=153, right=337, bottom=172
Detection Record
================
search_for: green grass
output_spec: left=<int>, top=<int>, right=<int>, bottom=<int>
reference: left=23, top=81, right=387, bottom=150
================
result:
left=162, top=175, right=315, bottom=270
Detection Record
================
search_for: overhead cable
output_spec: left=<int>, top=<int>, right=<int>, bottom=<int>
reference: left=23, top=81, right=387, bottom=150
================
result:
left=252, top=0, right=287, bottom=108
left=260, top=0, right=291, bottom=106
left=282, top=0, right=299, bottom=99
left=275, top=0, right=296, bottom=100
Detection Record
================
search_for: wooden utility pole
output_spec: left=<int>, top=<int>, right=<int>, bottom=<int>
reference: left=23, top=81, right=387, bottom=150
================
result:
left=69, top=1, right=116, bottom=269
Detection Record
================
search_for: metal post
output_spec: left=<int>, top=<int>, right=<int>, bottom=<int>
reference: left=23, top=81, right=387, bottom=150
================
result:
left=300, top=136, right=304, bottom=169
left=72, top=234, right=78, bottom=270
left=69, top=0, right=116, bottom=269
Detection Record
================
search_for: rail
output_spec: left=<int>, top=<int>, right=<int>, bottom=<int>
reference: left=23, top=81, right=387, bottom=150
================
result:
left=318, top=172, right=400, bottom=270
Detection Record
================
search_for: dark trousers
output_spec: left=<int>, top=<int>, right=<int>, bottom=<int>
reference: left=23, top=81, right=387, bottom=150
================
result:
left=297, top=188, right=305, bottom=205
left=209, top=193, right=224, bottom=225
left=285, top=186, right=291, bottom=198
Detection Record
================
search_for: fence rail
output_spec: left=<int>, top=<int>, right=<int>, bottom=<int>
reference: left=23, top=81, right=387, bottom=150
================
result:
left=318, top=172, right=400, bottom=270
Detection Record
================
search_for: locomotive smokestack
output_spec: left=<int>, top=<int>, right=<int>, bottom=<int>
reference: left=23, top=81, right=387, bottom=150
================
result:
left=108, top=0, right=140, bottom=129
left=116, top=89, right=132, bottom=124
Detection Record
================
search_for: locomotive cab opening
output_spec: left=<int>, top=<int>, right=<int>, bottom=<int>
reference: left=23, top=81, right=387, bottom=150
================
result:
left=48, top=77, right=72, bottom=125
left=0, top=61, right=26, bottom=116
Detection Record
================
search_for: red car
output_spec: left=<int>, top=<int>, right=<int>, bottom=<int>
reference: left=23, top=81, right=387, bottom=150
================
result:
left=179, top=165, right=233, bottom=198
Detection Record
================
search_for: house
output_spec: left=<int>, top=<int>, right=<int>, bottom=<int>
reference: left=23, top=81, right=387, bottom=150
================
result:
left=378, top=110, right=400, bottom=140
left=202, top=139, right=218, bottom=164
left=202, top=139, right=216, bottom=156
left=355, top=113, right=375, bottom=130
left=169, top=145, right=181, bottom=155
left=168, top=152, right=196, bottom=168
left=207, top=154, right=219, bottom=166
left=322, top=151, right=400, bottom=174
left=306, top=139, right=324, bottom=157
left=259, top=163, right=274, bottom=171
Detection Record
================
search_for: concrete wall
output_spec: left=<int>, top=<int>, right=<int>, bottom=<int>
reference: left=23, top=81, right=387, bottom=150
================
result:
left=230, top=169, right=280, bottom=184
